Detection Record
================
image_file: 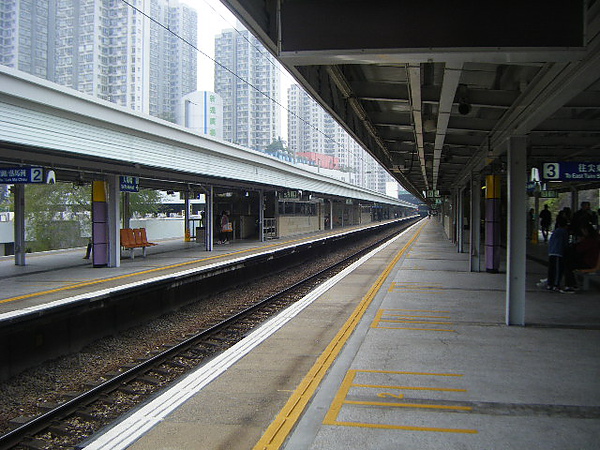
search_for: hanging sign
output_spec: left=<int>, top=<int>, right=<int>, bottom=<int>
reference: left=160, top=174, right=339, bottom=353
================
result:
left=119, top=176, right=139, bottom=192
left=0, top=167, right=45, bottom=184
left=542, top=162, right=600, bottom=181
left=540, top=190, right=558, bottom=198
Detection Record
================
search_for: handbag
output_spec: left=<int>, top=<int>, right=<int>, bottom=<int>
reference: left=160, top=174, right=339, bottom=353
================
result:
left=222, top=223, right=233, bottom=232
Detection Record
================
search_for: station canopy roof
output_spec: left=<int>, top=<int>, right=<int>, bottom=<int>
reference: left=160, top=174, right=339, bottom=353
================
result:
left=222, top=0, right=600, bottom=200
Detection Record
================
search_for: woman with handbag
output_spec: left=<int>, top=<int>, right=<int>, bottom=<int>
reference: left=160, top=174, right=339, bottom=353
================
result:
left=219, top=210, right=232, bottom=244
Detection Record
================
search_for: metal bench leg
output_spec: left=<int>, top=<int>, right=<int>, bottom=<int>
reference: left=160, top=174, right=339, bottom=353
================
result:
left=130, top=248, right=135, bottom=259
left=142, top=246, right=147, bottom=257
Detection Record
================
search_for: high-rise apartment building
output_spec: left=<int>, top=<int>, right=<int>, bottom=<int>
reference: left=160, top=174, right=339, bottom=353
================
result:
left=214, top=29, right=280, bottom=151
left=177, top=90, right=223, bottom=140
left=0, top=0, right=196, bottom=120
left=288, top=84, right=396, bottom=194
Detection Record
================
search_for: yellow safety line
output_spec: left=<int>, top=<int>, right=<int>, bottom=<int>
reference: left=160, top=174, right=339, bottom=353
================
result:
left=252, top=222, right=426, bottom=450
left=352, top=384, right=467, bottom=392
left=355, top=370, right=463, bottom=376
left=387, top=314, right=452, bottom=319
left=344, top=400, right=473, bottom=411
left=375, top=326, right=456, bottom=332
left=380, top=320, right=453, bottom=325
left=329, top=421, right=478, bottom=434
left=0, top=234, right=331, bottom=305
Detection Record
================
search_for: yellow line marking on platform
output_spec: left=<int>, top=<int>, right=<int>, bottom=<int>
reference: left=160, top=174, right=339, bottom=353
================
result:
left=377, top=326, right=456, bottom=332
left=380, top=319, right=453, bottom=325
left=387, top=314, right=452, bottom=319
left=387, top=308, right=451, bottom=313
left=371, top=309, right=455, bottom=331
left=0, top=234, right=335, bottom=305
left=253, top=222, right=426, bottom=450
left=329, top=421, right=478, bottom=434
left=323, top=370, right=477, bottom=434
left=345, top=400, right=473, bottom=411
left=353, top=383, right=467, bottom=392
left=354, top=369, right=463, bottom=376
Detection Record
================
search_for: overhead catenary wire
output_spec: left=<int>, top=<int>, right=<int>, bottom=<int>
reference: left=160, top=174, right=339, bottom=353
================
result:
left=119, top=0, right=388, bottom=180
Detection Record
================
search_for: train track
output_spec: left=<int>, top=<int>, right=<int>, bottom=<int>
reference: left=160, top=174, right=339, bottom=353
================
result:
left=0, top=220, right=415, bottom=449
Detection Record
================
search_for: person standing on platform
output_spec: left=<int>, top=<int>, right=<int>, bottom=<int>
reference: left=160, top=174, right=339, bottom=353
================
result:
left=218, top=210, right=231, bottom=244
left=539, top=204, right=552, bottom=242
left=571, top=201, right=593, bottom=237
left=544, top=216, right=572, bottom=293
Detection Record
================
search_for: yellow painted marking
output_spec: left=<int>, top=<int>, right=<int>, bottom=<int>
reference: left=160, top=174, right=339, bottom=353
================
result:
left=354, top=384, right=467, bottom=392
left=354, top=370, right=462, bottom=376
left=388, top=281, right=444, bottom=292
left=345, top=400, right=473, bottom=411
left=253, top=222, right=427, bottom=449
left=386, top=309, right=451, bottom=313
left=372, top=309, right=454, bottom=331
left=323, top=369, right=477, bottom=434
left=376, top=326, right=456, bottom=332
left=377, top=392, right=404, bottom=399
left=330, top=420, right=478, bottom=434
left=380, top=319, right=453, bottom=325
left=0, top=233, right=340, bottom=305
left=387, top=314, right=452, bottom=319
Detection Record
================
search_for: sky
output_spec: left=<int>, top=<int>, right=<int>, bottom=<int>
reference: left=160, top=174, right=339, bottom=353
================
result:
left=181, top=0, right=294, bottom=109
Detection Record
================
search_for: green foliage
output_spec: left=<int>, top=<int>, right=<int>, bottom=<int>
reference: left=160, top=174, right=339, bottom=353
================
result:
left=24, top=182, right=91, bottom=252
left=265, top=138, right=288, bottom=154
left=125, top=190, right=163, bottom=218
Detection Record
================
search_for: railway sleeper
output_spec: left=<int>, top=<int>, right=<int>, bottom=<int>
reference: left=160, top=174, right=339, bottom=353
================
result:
left=138, top=375, right=162, bottom=386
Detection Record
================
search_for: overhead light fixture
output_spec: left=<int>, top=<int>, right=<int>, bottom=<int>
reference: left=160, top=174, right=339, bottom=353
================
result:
left=423, top=118, right=436, bottom=133
left=457, top=84, right=471, bottom=115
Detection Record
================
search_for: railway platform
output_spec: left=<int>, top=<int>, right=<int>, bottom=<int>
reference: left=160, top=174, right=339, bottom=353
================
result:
left=81, top=218, right=600, bottom=450
left=0, top=221, right=401, bottom=317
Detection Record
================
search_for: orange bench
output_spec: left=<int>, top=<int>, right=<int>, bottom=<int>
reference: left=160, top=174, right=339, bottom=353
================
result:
left=120, top=228, right=157, bottom=258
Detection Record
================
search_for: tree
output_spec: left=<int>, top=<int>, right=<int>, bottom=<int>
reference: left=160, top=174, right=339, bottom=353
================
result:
left=265, top=138, right=287, bottom=155
left=24, top=182, right=91, bottom=252
left=125, top=190, right=163, bottom=218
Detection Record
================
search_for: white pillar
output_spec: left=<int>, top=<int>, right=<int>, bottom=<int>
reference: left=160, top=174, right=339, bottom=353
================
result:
left=470, top=173, right=482, bottom=272
left=506, top=136, right=527, bottom=326
left=184, top=191, right=190, bottom=242
left=13, top=184, right=26, bottom=266
left=206, top=186, right=214, bottom=251
left=107, top=175, right=120, bottom=268
left=329, top=200, right=334, bottom=230
left=259, top=190, right=265, bottom=242
left=457, top=187, right=465, bottom=252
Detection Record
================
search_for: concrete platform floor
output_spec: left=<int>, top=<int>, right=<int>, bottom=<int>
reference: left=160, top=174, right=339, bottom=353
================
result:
left=85, top=219, right=600, bottom=449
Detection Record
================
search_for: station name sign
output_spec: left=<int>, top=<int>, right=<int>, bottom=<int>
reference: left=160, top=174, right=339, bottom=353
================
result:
left=119, top=176, right=139, bottom=192
left=542, top=162, right=600, bottom=181
left=0, top=167, right=45, bottom=184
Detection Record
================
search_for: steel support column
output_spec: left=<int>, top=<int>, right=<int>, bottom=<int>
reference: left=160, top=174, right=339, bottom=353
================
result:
left=13, top=184, right=26, bottom=266
left=457, top=187, right=465, bottom=253
left=470, top=173, right=482, bottom=272
left=206, top=186, right=214, bottom=251
left=329, top=199, right=334, bottom=230
left=107, top=175, right=120, bottom=268
left=184, top=191, right=191, bottom=242
left=506, top=136, right=528, bottom=326
left=259, top=189, right=265, bottom=242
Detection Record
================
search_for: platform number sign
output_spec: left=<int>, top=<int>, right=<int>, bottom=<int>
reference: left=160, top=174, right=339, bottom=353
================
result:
left=0, top=167, right=44, bottom=184
left=542, top=162, right=600, bottom=181
left=542, top=163, right=560, bottom=180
